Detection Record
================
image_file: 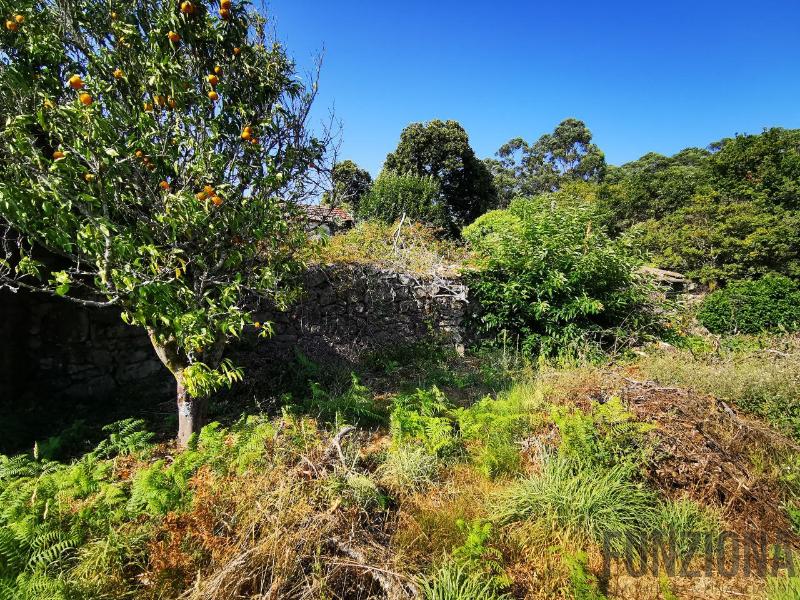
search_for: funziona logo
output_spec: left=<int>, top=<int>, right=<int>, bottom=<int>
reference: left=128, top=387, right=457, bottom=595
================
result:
left=602, top=532, right=796, bottom=579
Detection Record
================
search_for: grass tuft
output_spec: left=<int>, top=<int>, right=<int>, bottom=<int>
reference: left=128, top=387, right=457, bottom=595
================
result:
left=494, top=454, right=657, bottom=553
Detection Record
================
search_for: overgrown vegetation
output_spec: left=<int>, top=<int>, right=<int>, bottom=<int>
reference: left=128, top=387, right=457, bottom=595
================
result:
left=697, top=274, right=800, bottom=334
left=601, top=128, right=800, bottom=285
left=463, top=189, right=661, bottom=358
left=3, top=340, right=791, bottom=599
left=316, top=220, right=466, bottom=276
left=1, top=0, right=798, bottom=595
left=638, top=339, right=800, bottom=441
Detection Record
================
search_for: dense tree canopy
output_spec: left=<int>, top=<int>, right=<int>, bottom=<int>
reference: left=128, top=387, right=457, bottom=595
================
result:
left=0, top=0, right=326, bottom=445
left=495, top=118, right=606, bottom=199
left=383, top=119, right=497, bottom=233
left=323, top=159, right=372, bottom=214
left=604, top=128, right=800, bottom=284
left=598, top=148, right=711, bottom=231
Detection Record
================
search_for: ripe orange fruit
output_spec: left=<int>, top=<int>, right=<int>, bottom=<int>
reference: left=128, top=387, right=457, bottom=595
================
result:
left=167, top=30, right=181, bottom=43
left=208, top=90, right=219, bottom=102
left=5, top=20, right=18, bottom=31
left=113, top=68, right=124, bottom=79
left=195, top=191, right=207, bottom=201
left=203, top=185, right=214, bottom=196
left=233, top=47, right=241, bottom=56
left=135, top=150, right=143, bottom=158
left=159, top=180, right=170, bottom=190
left=211, top=195, right=223, bottom=206
left=221, top=0, right=232, bottom=8
left=155, top=95, right=166, bottom=107
left=68, top=74, right=84, bottom=90
left=167, top=97, right=177, bottom=109
left=79, top=93, right=93, bottom=106
left=180, top=1, right=195, bottom=14
left=214, top=65, right=222, bottom=75
left=250, top=137, right=259, bottom=145
left=207, top=74, right=219, bottom=86
left=241, top=126, right=252, bottom=140
left=111, top=11, right=118, bottom=19
left=219, top=7, right=230, bottom=19
left=143, top=101, right=153, bottom=112
left=52, top=150, right=65, bottom=159
left=84, top=173, right=96, bottom=182
left=14, top=14, right=24, bottom=23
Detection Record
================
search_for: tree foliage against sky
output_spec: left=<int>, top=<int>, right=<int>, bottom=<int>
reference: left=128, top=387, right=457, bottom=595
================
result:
left=383, top=119, right=497, bottom=233
left=323, top=159, right=372, bottom=213
left=494, top=118, right=606, bottom=202
left=0, top=0, right=326, bottom=445
left=603, top=128, right=800, bottom=284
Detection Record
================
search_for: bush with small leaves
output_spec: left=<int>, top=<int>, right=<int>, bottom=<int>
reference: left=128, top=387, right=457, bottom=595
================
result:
left=697, top=274, right=800, bottom=334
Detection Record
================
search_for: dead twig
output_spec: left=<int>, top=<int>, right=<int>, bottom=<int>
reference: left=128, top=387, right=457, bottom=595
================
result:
left=328, top=538, right=419, bottom=599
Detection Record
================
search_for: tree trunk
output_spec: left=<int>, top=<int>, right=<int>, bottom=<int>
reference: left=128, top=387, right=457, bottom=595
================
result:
left=176, top=375, right=207, bottom=449
left=148, top=330, right=203, bottom=449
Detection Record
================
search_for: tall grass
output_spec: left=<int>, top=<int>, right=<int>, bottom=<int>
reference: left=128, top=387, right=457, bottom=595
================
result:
left=651, top=498, right=722, bottom=558
left=494, top=454, right=657, bottom=553
left=767, top=570, right=800, bottom=600
left=420, top=562, right=510, bottom=600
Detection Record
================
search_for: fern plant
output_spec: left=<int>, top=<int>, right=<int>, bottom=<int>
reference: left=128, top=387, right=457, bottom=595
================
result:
left=389, top=387, right=462, bottom=458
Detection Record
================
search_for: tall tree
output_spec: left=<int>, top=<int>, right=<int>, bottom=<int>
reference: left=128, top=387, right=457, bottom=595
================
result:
left=384, top=119, right=497, bottom=232
left=497, top=118, right=606, bottom=197
left=598, top=148, right=711, bottom=231
left=0, top=0, right=327, bottom=446
left=323, top=159, right=373, bottom=214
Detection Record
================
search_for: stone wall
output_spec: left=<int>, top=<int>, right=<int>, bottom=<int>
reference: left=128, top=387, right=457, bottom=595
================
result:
left=1, top=264, right=470, bottom=448
left=254, top=265, right=469, bottom=362
left=0, top=290, right=173, bottom=405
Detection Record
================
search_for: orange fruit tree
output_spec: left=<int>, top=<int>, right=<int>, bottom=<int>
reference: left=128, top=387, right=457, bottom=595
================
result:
left=0, top=0, right=328, bottom=447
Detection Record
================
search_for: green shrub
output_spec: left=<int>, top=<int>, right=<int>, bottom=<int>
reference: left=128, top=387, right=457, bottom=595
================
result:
left=388, top=384, right=541, bottom=477
left=357, top=171, right=446, bottom=229
left=565, top=551, right=608, bottom=600
left=389, top=387, right=462, bottom=458
left=300, top=374, right=385, bottom=426
left=463, top=193, right=660, bottom=358
left=697, top=274, right=800, bottom=334
left=493, top=454, right=657, bottom=553
left=457, top=389, right=542, bottom=478
left=450, top=519, right=511, bottom=594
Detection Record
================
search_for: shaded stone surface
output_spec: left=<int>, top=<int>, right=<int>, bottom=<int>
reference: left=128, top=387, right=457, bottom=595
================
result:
left=1, top=264, right=470, bottom=449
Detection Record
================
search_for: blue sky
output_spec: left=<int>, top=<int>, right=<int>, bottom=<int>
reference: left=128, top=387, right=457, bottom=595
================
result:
left=266, top=0, right=800, bottom=176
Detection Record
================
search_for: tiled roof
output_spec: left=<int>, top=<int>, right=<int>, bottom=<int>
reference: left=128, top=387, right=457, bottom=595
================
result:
left=300, top=204, right=354, bottom=223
